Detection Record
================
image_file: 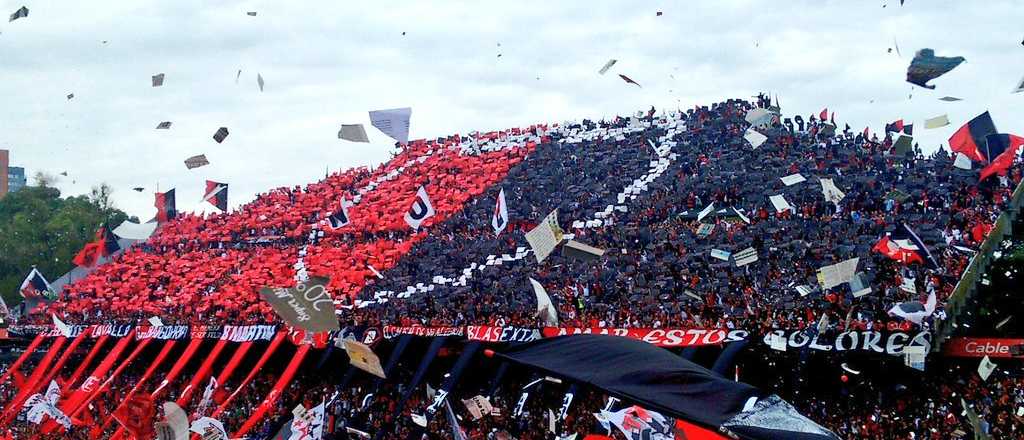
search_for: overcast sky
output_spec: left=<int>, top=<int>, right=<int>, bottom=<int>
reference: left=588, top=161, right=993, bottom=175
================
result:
left=0, top=0, right=1021, bottom=219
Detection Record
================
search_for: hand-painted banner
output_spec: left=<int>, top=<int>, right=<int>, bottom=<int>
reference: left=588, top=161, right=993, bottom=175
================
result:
left=221, top=325, right=277, bottom=342
left=762, top=330, right=931, bottom=355
left=383, top=326, right=464, bottom=339
left=190, top=325, right=223, bottom=339
left=136, top=325, right=190, bottom=340
left=90, top=324, right=133, bottom=338
left=10, top=324, right=934, bottom=358
left=466, top=326, right=542, bottom=343
left=542, top=327, right=749, bottom=347
left=943, top=337, right=1023, bottom=358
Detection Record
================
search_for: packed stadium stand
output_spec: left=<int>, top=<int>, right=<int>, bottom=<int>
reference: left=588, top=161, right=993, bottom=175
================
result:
left=2, top=97, right=1023, bottom=439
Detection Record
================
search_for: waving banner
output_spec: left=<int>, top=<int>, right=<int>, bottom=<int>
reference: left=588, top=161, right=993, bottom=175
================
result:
left=762, top=330, right=931, bottom=355
left=543, top=327, right=749, bottom=347
left=467, top=326, right=542, bottom=343
left=260, top=277, right=339, bottom=332
left=383, top=326, right=464, bottom=339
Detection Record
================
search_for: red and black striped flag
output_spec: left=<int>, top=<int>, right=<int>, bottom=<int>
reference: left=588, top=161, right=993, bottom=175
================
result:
left=949, top=111, right=997, bottom=163
left=72, top=225, right=121, bottom=267
left=979, top=134, right=1024, bottom=181
left=154, top=189, right=177, bottom=223
left=19, top=268, right=53, bottom=314
left=202, top=180, right=228, bottom=211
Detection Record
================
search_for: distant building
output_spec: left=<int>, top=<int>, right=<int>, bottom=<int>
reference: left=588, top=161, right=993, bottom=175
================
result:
left=0, top=149, right=7, bottom=196
left=8, top=167, right=26, bottom=193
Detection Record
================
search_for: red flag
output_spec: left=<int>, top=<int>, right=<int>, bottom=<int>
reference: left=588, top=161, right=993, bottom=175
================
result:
left=862, top=127, right=870, bottom=138
left=10, top=371, right=25, bottom=390
left=819, top=108, right=828, bottom=120
left=176, top=339, right=229, bottom=407
left=675, top=419, right=731, bottom=440
left=66, top=335, right=109, bottom=390
left=979, top=134, right=1024, bottom=181
left=872, top=236, right=923, bottom=265
left=111, top=394, right=156, bottom=439
left=232, top=344, right=311, bottom=438
left=949, top=112, right=997, bottom=163
left=102, top=340, right=177, bottom=434
left=38, top=333, right=89, bottom=392
left=44, top=333, right=135, bottom=433
left=211, top=332, right=287, bottom=419
left=72, top=225, right=120, bottom=267
left=0, top=337, right=68, bottom=426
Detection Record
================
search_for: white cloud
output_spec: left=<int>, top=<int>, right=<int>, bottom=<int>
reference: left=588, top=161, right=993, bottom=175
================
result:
left=0, top=0, right=1020, bottom=219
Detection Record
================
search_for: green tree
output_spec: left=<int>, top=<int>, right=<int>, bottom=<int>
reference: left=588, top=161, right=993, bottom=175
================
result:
left=0, top=184, right=134, bottom=309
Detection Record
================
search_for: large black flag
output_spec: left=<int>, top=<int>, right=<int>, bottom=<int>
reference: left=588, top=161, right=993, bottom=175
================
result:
left=492, top=335, right=839, bottom=440
left=906, top=48, right=964, bottom=89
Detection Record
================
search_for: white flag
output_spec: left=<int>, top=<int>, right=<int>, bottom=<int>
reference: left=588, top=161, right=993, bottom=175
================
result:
left=160, top=402, right=190, bottom=440
left=492, top=188, right=509, bottom=236
left=710, top=249, right=731, bottom=261
left=780, top=173, right=806, bottom=186
left=953, top=153, right=973, bottom=170
left=888, top=291, right=937, bottom=325
left=530, top=278, right=559, bottom=326
left=820, top=178, right=845, bottom=205
left=817, top=257, right=859, bottom=289
left=924, top=114, right=950, bottom=129
left=734, top=247, right=758, bottom=267
left=288, top=401, right=326, bottom=440
left=978, top=356, right=997, bottom=381
left=404, top=186, right=435, bottom=230
left=525, top=209, right=563, bottom=263
left=598, top=59, right=617, bottom=75
left=600, top=405, right=678, bottom=439
left=23, top=380, right=71, bottom=429
left=51, top=314, right=71, bottom=337
left=369, top=107, right=412, bottom=144
left=744, top=128, right=768, bottom=148
left=696, top=203, right=714, bottom=222
left=462, top=395, right=494, bottom=420
left=196, top=376, right=218, bottom=417
left=189, top=417, right=228, bottom=440
left=769, top=194, right=793, bottom=213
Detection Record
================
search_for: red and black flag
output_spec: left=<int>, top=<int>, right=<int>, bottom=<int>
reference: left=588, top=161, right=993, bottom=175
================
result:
left=154, top=189, right=177, bottom=223
left=885, top=119, right=904, bottom=133
left=203, top=180, right=229, bottom=211
left=873, top=223, right=939, bottom=269
left=19, top=268, right=53, bottom=313
left=979, top=134, right=1024, bottom=181
left=949, top=111, right=997, bottom=163
left=818, top=108, right=828, bottom=121
left=73, top=225, right=121, bottom=267
left=886, top=120, right=914, bottom=135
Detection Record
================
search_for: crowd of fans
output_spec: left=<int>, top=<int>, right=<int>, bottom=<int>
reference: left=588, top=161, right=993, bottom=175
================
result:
left=31, top=96, right=1024, bottom=337
left=2, top=96, right=1022, bottom=439
left=1, top=331, right=1021, bottom=439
